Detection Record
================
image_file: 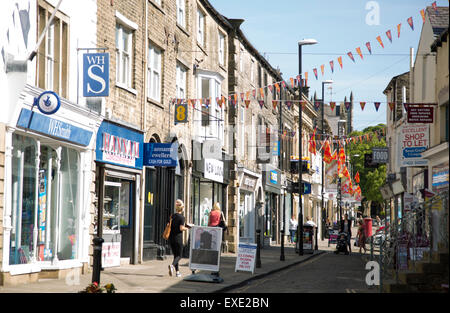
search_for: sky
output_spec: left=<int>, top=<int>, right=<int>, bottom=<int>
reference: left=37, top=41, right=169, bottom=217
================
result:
left=209, top=0, right=448, bottom=131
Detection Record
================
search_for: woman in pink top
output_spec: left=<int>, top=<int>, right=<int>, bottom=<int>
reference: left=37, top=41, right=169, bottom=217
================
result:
left=208, top=203, right=221, bottom=227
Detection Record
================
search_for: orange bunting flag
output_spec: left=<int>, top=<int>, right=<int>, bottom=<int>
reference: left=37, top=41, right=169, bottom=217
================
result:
left=376, top=36, right=384, bottom=48
left=331, top=149, right=337, bottom=161
left=323, top=140, right=333, bottom=164
left=337, top=56, right=343, bottom=69
left=275, top=83, right=280, bottom=93
left=420, top=9, right=426, bottom=23
left=246, top=91, right=250, bottom=100
left=339, top=147, right=346, bottom=165
left=360, top=102, right=366, bottom=111
left=234, top=94, right=238, bottom=103
left=308, top=128, right=317, bottom=155
left=272, top=100, right=278, bottom=110
left=222, top=96, right=226, bottom=107
left=388, top=102, right=395, bottom=111
left=356, top=47, right=363, bottom=60
left=330, top=102, right=336, bottom=111
left=245, top=100, right=251, bottom=108
left=386, top=30, right=392, bottom=43
left=259, top=88, right=264, bottom=99
left=355, top=171, right=360, bottom=183
left=407, top=17, right=414, bottom=30
left=305, top=72, right=308, bottom=81
left=320, top=64, right=325, bottom=76
left=397, top=23, right=402, bottom=38
left=290, top=77, right=294, bottom=88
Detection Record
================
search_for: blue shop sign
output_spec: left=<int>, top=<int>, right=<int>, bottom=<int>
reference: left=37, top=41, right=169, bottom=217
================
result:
left=16, top=108, right=93, bottom=146
left=143, top=143, right=178, bottom=167
left=83, top=53, right=110, bottom=97
left=96, top=121, right=144, bottom=170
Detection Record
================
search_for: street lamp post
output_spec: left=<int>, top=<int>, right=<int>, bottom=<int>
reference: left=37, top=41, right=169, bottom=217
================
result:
left=298, top=39, right=317, bottom=256
left=337, top=120, right=346, bottom=222
left=320, top=80, right=333, bottom=242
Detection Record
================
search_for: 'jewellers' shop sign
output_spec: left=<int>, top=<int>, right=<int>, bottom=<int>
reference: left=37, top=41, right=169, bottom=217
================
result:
left=204, top=159, right=224, bottom=183
left=96, top=121, right=143, bottom=169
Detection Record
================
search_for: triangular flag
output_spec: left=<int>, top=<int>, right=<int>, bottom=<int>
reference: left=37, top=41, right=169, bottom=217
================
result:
left=347, top=52, right=355, bottom=63
left=397, top=23, right=402, bottom=38
left=376, top=36, right=384, bottom=48
left=259, top=88, right=264, bottom=99
left=275, top=83, right=280, bottom=93
left=345, top=102, right=351, bottom=111
left=286, top=101, right=293, bottom=110
left=337, top=56, right=343, bottom=69
left=330, top=60, right=334, bottom=73
left=330, top=102, right=336, bottom=111
left=407, top=17, right=414, bottom=30
left=374, top=102, right=381, bottom=111
left=281, top=81, right=286, bottom=89
left=314, top=101, right=321, bottom=111
left=366, top=42, right=372, bottom=54
left=272, top=100, right=278, bottom=110
left=323, top=140, right=333, bottom=164
left=308, top=128, right=317, bottom=155
left=388, top=102, right=395, bottom=111
left=420, top=9, right=426, bottom=23
left=245, top=100, right=251, bottom=108
left=234, top=94, right=238, bottom=103
left=290, top=77, right=294, bottom=88
left=386, top=30, right=392, bottom=43
left=222, top=96, right=226, bottom=107
left=252, top=89, right=256, bottom=99
left=313, top=68, right=318, bottom=80
left=320, top=64, right=325, bottom=76
left=268, top=85, right=273, bottom=93
left=258, top=100, right=264, bottom=109
left=240, top=93, right=245, bottom=102
left=296, top=75, right=301, bottom=86
left=305, top=72, right=308, bottom=81
left=356, top=47, right=363, bottom=60
left=360, top=102, right=366, bottom=111
left=246, top=91, right=250, bottom=100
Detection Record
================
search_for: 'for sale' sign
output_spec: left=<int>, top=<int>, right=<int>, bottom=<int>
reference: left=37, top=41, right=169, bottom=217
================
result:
left=398, top=124, right=429, bottom=167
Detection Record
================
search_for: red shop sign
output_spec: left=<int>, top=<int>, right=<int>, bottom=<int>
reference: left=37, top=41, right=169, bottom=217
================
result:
left=407, top=105, right=434, bottom=124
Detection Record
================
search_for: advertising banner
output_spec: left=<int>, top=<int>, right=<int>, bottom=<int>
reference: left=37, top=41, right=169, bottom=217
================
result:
left=189, top=226, right=222, bottom=272
left=143, top=143, right=178, bottom=167
left=432, top=162, right=449, bottom=193
left=235, top=243, right=257, bottom=274
left=398, top=124, right=429, bottom=167
left=325, top=159, right=338, bottom=193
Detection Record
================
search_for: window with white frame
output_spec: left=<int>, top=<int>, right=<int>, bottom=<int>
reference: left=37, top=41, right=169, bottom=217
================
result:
left=116, top=23, right=133, bottom=87
left=177, top=0, right=185, bottom=27
left=197, top=9, right=205, bottom=46
left=176, top=62, right=187, bottom=100
left=196, top=73, right=223, bottom=142
left=148, top=43, right=162, bottom=102
left=218, top=32, right=225, bottom=66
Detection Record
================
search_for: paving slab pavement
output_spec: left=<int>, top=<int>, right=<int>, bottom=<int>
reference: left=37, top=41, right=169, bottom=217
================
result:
left=0, top=235, right=355, bottom=294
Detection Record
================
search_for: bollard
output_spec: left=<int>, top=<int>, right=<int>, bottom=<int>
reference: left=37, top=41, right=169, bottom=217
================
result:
left=256, top=229, right=262, bottom=268
left=280, top=230, right=285, bottom=261
left=92, top=237, right=104, bottom=284
left=314, top=226, right=318, bottom=251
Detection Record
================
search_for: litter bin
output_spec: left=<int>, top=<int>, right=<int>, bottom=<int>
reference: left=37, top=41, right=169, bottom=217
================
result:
left=364, top=218, right=372, bottom=238
left=303, top=225, right=314, bottom=254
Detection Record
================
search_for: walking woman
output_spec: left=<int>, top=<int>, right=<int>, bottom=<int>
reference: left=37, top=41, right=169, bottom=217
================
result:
left=168, top=199, right=190, bottom=278
left=357, top=219, right=367, bottom=254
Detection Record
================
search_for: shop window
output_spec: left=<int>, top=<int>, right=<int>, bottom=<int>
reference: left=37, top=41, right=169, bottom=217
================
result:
left=9, top=134, right=80, bottom=265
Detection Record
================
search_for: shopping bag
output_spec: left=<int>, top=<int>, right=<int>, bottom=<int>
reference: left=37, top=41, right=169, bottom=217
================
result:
left=162, top=215, right=172, bottom=240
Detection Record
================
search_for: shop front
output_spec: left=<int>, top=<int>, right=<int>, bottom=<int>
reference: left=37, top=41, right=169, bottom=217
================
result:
left=95, top=120, right=143, bottom=267
left=262, top=165, right=281, bottom=245
left=238, top=170, right=260, bottom=244
left=1, top=86, right=102, bottom=285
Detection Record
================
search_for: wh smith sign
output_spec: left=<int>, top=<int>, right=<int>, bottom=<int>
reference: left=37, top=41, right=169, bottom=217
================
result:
left=83, top=53, right=109, bottom=97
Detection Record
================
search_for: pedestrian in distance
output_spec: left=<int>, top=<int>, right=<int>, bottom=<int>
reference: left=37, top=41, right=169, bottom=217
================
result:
left=168, top=199, right=191, bottom=278
left=208, top=202, right=221, bottom=227
left=339, top=213, right=352, bottom=255
left=306, top=216, right=317, bottom=227
left=289, top=215, right=298, bottom=244
left=357, top=219, right=367, bottom=254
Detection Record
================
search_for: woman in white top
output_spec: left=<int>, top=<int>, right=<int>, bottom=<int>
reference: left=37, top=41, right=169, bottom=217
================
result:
left=289, top=215, right=298, bottom=243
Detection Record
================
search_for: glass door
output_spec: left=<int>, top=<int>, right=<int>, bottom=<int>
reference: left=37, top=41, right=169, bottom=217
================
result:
left=103, top=182, right=121, bottom=233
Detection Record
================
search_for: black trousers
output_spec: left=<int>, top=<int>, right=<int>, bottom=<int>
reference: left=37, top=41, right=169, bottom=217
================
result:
left=169, top=234, right=183, bottom=271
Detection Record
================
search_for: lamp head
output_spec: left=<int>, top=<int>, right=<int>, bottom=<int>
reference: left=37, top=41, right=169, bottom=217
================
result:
left=298, top=39, right=318, bottom=46
left=323, top=80, right=333, bottom=84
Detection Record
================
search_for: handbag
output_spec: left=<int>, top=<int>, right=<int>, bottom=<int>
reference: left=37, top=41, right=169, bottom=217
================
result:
left=162, top=215, right=172, bottom=240
left=218, top=212, right=227, bottom=231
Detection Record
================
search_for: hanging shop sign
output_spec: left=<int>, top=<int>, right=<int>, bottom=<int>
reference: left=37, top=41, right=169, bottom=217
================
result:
left=204, top=159, right=224, bottom=183
left=407, top=105, right=434, bottom=124
left=189, top=226, right=222, bottom=273
left=96, top=121, right=144, bottom=169
left=398, top=124, right=429, bottom=167
left=16, top=108, right=93, bottom=146
left=263, top=165, right=281, bottom=194
left=143, top=143, right=178, bottom=167
left=83, top=53, right=110, bottom=97
left=240, top=173, right=258, bottom=192
left=372, top=147, right=389, bottom=164
left=174, top=101, right=188, bottom=124
left=432, top=162, right=449, bottom=193
left=35, top=90, right=61, bottom=115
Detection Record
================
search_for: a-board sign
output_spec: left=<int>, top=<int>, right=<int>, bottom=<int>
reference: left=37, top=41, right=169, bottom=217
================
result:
left=189, top=226, right=222, bottom=272
left=101, top=242, right=121, bottom=268
left=235, top=243, right=257, bottom=274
